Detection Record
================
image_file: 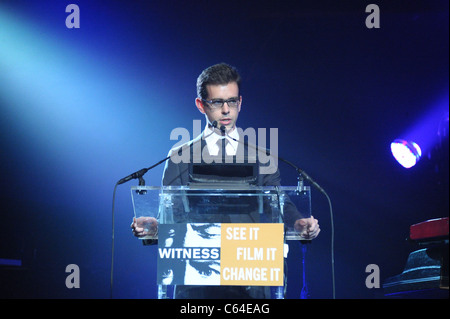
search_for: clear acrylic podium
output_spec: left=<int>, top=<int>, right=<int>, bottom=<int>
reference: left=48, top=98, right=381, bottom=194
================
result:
left=130, top=185, right=311, bottom=299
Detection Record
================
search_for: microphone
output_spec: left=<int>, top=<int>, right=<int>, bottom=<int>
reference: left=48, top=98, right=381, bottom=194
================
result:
left=118, top=120, right=222, bottom=186
left=276, top=155, right=327, bottom=195
left=116, top=157, right=169, bottom=186
left=117, top=139, right=195, bottom=186
left=117, top=167, right=151, bottom=186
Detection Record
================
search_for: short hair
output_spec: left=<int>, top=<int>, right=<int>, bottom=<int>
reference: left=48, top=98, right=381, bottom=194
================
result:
left=196, top=63, right=241, bottom=99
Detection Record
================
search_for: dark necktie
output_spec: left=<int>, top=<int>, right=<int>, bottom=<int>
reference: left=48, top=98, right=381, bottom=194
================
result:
left=217, top=138, right=228, bottom=157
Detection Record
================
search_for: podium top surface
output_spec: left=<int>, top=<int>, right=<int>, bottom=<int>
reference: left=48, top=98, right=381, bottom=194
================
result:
left=130, top=185, right=311, bottom=192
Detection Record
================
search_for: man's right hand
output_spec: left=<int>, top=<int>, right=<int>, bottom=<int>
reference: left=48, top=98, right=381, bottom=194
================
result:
left=131, top=217, right=158, bottom=238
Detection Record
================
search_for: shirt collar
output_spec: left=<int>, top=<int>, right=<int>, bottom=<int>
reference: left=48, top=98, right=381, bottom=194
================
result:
left=203, top=125, right=239, bottom=155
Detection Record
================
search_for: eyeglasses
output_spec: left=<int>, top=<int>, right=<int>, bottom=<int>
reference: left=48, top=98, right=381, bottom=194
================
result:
left=202, top=97, right=240, bottom=109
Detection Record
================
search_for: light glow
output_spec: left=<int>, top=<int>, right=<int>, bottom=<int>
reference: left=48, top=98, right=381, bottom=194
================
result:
left=390, top=139, right=422, bottom=169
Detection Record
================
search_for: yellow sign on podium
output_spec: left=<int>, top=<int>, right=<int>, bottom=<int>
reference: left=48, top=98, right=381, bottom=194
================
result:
left=220, top=223, right=284, bottom=286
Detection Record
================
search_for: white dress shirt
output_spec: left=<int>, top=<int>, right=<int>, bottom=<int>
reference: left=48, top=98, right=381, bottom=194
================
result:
left=203, top=126, right=239, bottom=156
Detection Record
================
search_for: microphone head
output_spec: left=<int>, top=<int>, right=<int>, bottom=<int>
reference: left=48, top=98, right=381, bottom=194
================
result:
left=220, top=125, right=226, bottom=133
left=211, top=120, right=218, bottom=128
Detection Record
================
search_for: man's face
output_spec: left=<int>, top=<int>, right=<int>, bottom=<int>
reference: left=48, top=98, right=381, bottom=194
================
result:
left=195, top=82, right=241, bottom=132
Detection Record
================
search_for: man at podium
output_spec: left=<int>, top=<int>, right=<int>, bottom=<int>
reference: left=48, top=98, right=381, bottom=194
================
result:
left=131, top=63, right=320, bottom=298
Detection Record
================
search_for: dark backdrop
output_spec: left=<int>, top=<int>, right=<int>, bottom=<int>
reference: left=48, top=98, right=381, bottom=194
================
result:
left=0, top=0, right=448, bottom=299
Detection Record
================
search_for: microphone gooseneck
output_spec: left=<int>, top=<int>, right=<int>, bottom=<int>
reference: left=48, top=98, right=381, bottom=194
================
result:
left=118, top=120, right=223, bottom=186
left=222, top=130, right=326, bottom=195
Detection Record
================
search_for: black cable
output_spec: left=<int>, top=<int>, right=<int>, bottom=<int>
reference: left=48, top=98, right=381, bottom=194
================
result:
left=110, top=183, right=118, bottom=299
left=272, top=155, right=335, bottom=299
left=324, top=191, right=336, bottom=299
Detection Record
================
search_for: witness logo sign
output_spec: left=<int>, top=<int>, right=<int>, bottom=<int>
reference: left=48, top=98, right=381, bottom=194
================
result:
left=157, top=223, right=284, bottom=286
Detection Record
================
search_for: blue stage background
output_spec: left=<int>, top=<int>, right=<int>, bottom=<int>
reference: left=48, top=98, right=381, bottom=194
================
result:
left=0, top=0, right=448, bottom=299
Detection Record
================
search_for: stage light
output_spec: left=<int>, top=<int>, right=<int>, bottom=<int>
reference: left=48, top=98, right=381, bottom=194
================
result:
left=390, top=139, right=422, bottom=169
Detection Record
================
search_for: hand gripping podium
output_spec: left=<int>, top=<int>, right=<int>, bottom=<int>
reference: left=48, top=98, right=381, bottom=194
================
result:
left=131, top=185, right=311, bottom=299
